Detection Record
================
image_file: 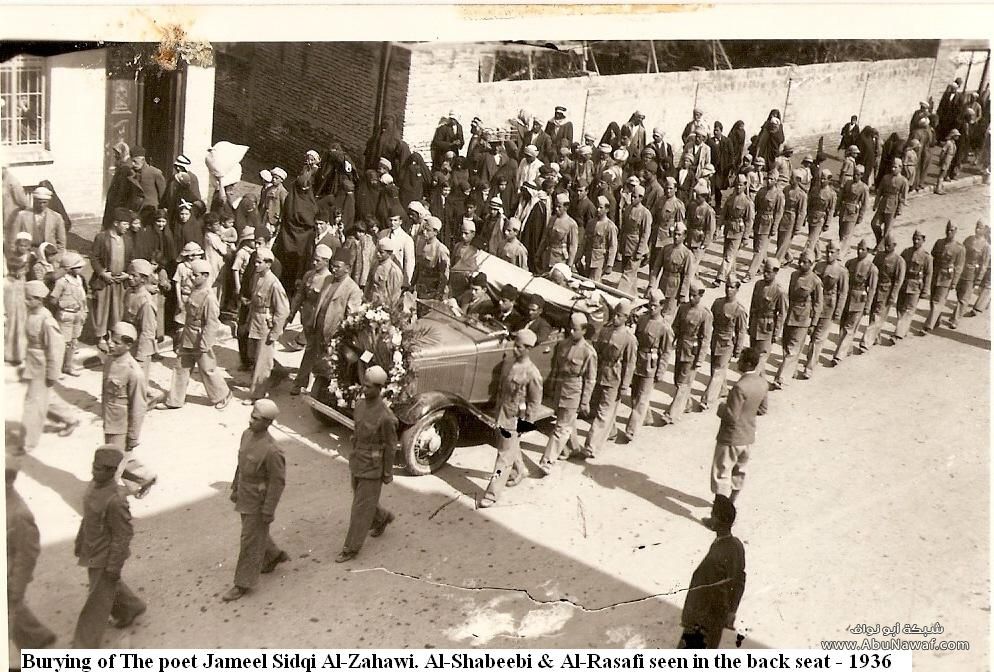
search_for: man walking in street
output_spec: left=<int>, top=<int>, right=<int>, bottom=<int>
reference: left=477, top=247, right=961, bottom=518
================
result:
left=664, top=279, right=712, bottom=423
left=714, top=175, right=753, bottom=287
left=801, top=241, right=847, bottom=378
left=50, top=252, right=88, bottom=376
left=773, top=251, right=823, bottom=390
left=804, top=170, right=836, bottom=261
left=746, top=171, right=784, bottom=280
left=835, top=164, right=870, bottom=257
left=618, top=186, right=652, bottom=294
left=243, top=247, right=290, bottom=404
left=653, top=222, right=693, bottom=318
left=953, top=221, right=991, bottom=329
left=748, top=260, right=788, bottom=378
left=893, top=230, right=933, bottom=342
left=831, top=239, right=879, bottom=365
left=774, top=170, right=807, bottom=265
left=859, top=234, right=906, bottom=352
left=579, top=301, right=636, bottom=457
left=871, top=158, right=909, bottom=249
left=701, top=276, right=748, bottom=410
left=923, top=221, right=966, bottom=333
left=620, top=289, right=673, bottom=443
left=223, top=400, right=289, bottom=600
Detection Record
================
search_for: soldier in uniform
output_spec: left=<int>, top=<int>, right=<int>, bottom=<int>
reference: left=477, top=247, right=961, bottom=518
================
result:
left=584, top=196, right=618, bottom=282
left=686, top=183, right=717, bottom=266
left=804, top=169, right=836, bottom=261
left=840, top=145, right=860, bottom=184
left=366, top=236, right=405, bottom=308
left=663, top=279, right=712, bottom=423
left=160, top=259, right=232, bottom=410
left=748, top=259, right=788, bottom=378
left=801, top=240, right=847, bottom=378
left=536, top=192, right=578, bottom=272
left=831, top=239, right=879, bottom=364
left=619, top=289, right=673, bottom=442
left=480, top=331, right=543, bottom=506
left=871, top=158, right=909, bottom=250
left=746, top=171, right=785, bottom=280
left=953, top=221, right=991, bottom=328
left=653, top=222, right=693, bottom=318
left=50, top=252, right=88, bottom=376
left=123, top=259, right=159, bottom=381
left=288, top=245, right=333, bottom=395
left=494, top=217, right=529, bottom=270
left=22, top=280, right=77, bottom=450
left=934, top=129, right=960, bottom=195
left=773, top=170, right=808, bottom=265
left=7, top=454, right=57, bottom=657
left=72, top=447, right=146, bottom=647
left=648, top=177, right=686, bottom=282
left=773, top=252, right=823, bottom=389
left=859, top=234, right=906, bottom=352
left=714, top=174, right=753, bottom=287
left=223, top=399, right=289, bottom=600
left=835, top=164, right=870, bottom=258
left=412, top=216, right=450, bottom=300
left=540, top=313, right=597, bottom=473
left=923, top=221, right=966, bottom=333
left=701, top=276, right=748, bottom=410
left=243, top=246, right=290, bottom=404
left=580, top=301, right=637, bottom=457
left=893, top=230, right=933, bottom=342
left=617, top=186, right=652, bottom=295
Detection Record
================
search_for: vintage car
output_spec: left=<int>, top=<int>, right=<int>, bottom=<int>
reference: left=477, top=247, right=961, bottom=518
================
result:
left=304, top=249, right=643, bottom=476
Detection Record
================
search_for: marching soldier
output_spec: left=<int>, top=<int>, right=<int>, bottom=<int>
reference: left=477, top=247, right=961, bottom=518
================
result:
left=540, top=313, right=597, bottom=473
left=72, top=447, right=146, bottom=647
left=701, top=276, right=748, bottom=410
left=50, top=252, right=88, bottom=376
left=746, top=170, right=784, bottom=280
left=653, top=222, right=693, bottom=318
left=244, top=247, right=290, bottom=404
left=159, top=259, right=232, bottom=410
left=923, top=221, right=966, bottom=333
left=773, top=251, right=823, bottom=390
left=831, top=240, right=879, bottom=364
left=580, top=300, right=637, bottom=458
left=714, top=174, right=753, bottom=287
left=871, top=158, right=909, bottom=250
left=686, top=184, right=717, bottom=266
left=664, top=279, right=712, bottom=423
left=22, top=280, right=78, bottom=450
left=123, top=259, right=159, bottom=380
left=620, top=289, right=673, bottom=442
left=834, top=164, right=870, bottom=257
left=893, top=231, right=933, bottom=342
left=748, top=259, right=788, bottom=378
left=801, top=240, right=847, bottom=378
left=412, top=217, right=450, bottom=300
left=773, top=170, right=808, bottom=265
left=648, top=177, right=686, bottom=282
left=584, top=196, right=618, bottom=282
left=953, top=221, right=991, bottom=328
left=859, top=234, right=905, bottom=352
left=803, top=169, right=836, bottom=261
left=480, top=330, right=543, bottom=506
left=288, top=245, right=333, bottom=395
left=223, top=399, right=289, bottom=599
left=617, top=186, right=652, bottom=295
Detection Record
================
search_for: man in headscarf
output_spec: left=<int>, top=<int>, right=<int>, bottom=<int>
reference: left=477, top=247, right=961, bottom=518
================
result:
left=682, top=108, right=709, bottom=146
left=515, top=181, right=548, bottom=273
left=623, top=111, right=647, bottom=158
left=936, top=78, right=964, bottom=142
left=430, top=111, right=465, bottom=170
left=274, top=175, right=319, bottom=288
left=545, top=105, right=574, bottom=157
left=755, top=110, right=784, bottom=167
left=522, top=117, right=554, bottom=164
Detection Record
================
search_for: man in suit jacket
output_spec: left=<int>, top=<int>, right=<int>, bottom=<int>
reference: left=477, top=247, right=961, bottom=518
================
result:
left=315, top=247, right=364, bottom=353
left=706, top=346, right=768, bottom=519
left=12, top=186, right=66, bottom=255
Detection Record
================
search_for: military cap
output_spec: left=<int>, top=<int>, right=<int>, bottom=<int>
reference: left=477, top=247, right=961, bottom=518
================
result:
left=613, top=299, right=633, bottom=317
left=24, top=280, right=49, bottom=299
left=646, top=287, right=665, bottom=303
left=763, top=258, right=781, bottom=271
left=847, top=145, right=860, bottom=155
left=112, top=322, right=137, bottom=341
left=364, top=366, right=388, bottom=386
left=253, top=398, right=280, bottom=419
left=94, top=447, right=125, bottom=468
left=499, top=284, right=520, bottom=300
left=130, top=259, right=154, bottom=276
left=689, top=278, right=706, bottom=295
left=61, top=252, right=85, bottom=270
left=113, top=207, right=133, bottom=222
left=470, top=272, right=489, bottom=288
left=569, top=312, right=588, bottom=328
left=255, top=247, right=275, bottom=262
left=190, top=258, right=211, bottom=274
left=378, top=237, right=399, bottom=252
left=515, top=328, right=538, bottom=348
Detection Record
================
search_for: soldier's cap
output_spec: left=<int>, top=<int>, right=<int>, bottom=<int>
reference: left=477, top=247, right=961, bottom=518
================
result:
left=555, top=192, right=571, bottom=205
left=378, top=237, right=399, bottom=253
left=847, top=145, right=861, bottom=154
left=470, top=272, right=489, bottom=288
left=612, top=298, right=633, bottom=316
left=505, top=217, right=522, bottom=232
left=912, top=229, right=926, bottom=239
left=820, top=169, right=832, bottom=179
left=727, top=275, right=743, bottom=288
left=595, top=195, right=611, bottom=208
left=499, top=284, right=520, bottom=300
left=712, top=494, right=737, bottom=526
left=364, top=366, right=388, bottom=386
left=253, top=398, right=280, bottom=419
left=626, top=175, right=641, bottom=186
left=664, top=176, right=678, bottom=187
left=112, top=321, right=137, bottom=341
left=763, top=258, right=781, bottom=271
left=551, top=262, right=572, bottom=281
left=15, top=231, right=32, bottom=242
left=238, top=226, right=256, bottom=242
left=569, top=312, right=588, bottom=327
left=855, top=164, right=866, bottom=174
left=255, top=247, right=275, bottom=262
left=113, top=207, right=134, bottom=222
left=514, top=328, right=538, bottom=348
left=526, top=294, right=545, bottom=309
left=892, top=157, right=903, bottom=167
left=693, top=183, right=710, bottom=196
left=190, top=258, right=212, bottom=274
left=613, top=148, right=629, bottom=162
left=60, top=252, right=85, bottom=270
left=32, top=186, right=53, bottom=200
left=94, top=447, right=125, bottom=469
left=689, top=278, right=706, bottom=295
left=633, top=185, right=646, bottom=197
left=259, top=169, right=273, bottom=183
left=673, top=222, right=688, bottom=235
left=753, top=157, right=766, bottom=166
left=578, top=278, right=596, bottom=291
left=24, top=280, right=49, bottom=299
left=523, top=144, right=539, bottom=158
left=130, top=259, right=154, bottom=276
left=827, top=239, right=841, bottom=251
left=646, top=287, right=665, bottom=303
left=182, top=241, right=204, bottom=256
left=801, top=155, right=813, bottom=163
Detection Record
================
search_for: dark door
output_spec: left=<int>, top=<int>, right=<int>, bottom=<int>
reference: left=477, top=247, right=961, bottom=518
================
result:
left=137, top=65, right=185, bottom=174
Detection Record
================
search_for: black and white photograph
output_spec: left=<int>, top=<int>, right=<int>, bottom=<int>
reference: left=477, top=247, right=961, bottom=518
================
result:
left=2, top=4, right=991, bottom=670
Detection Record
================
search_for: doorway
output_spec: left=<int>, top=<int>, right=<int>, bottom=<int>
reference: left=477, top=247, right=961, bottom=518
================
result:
left=137, top=65, right=186, bottom=173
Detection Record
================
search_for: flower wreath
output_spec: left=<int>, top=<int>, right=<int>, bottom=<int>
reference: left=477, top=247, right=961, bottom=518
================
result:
left=320, top=301, right=419, bottom=409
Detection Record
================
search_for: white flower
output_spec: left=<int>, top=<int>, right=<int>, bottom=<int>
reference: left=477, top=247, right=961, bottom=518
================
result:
left=393, top=350, right=404, bottom=364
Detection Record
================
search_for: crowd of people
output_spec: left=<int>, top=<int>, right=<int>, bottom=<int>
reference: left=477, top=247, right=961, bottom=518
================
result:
left=3, top=73, right=991, bottom=652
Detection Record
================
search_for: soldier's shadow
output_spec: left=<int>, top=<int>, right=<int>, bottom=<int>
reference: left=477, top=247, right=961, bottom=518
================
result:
left=581, top=461, right=711, bottom=523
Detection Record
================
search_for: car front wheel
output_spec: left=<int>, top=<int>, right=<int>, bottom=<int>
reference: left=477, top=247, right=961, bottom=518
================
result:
left=401, top=409, right=459, bottom=476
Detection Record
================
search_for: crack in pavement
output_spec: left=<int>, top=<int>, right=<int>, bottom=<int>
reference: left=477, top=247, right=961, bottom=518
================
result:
left=429, top=494, right=463, bottom=520
left=576, top=495, right=587, bottom=538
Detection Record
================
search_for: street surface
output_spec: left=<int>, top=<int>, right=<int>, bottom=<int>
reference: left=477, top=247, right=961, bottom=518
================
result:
left=5, top=183, right=989, bottom=670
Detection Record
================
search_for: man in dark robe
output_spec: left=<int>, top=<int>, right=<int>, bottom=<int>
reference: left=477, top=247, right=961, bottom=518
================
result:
left=274, top=175, right=318, bottom=289
left=430, top=113, right=465, bottom=170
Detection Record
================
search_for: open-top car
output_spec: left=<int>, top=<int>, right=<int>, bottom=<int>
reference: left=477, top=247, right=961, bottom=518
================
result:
left=305, top=249, right=644, bottom=475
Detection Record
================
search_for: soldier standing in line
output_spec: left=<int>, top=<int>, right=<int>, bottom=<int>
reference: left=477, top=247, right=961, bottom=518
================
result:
left=773, top=170, right=808, bottom=265
left=686, top=184, right=716, bottom=267
left=22, top=280, right=78, bottom=450
left=619, top=289, right=673, bottom=443
left=859, top=234, right=906, bottom=352
left=748, top=259, right=788, bottom=379
left=579, top=300, right=637, bottom=458
left=953, top=221, right=991, bottom=328
left=892, top=230, right=933, bottom=342
left=159, top=259, right=232, bottom=410
left=923, top=221, right=966, bottom=333
left=480, top=331, right=543, bottom=506
left=653, top=222, right=693, bottom=318
left=617, top=186, right=652, bottom=295
left=72, top=447, right=146, bottom=647
left=123, top=259, right=159, bottom=381
left=871, top=158, right=909, bottom=250
left=540, top=313, right=597, bottom=474
left=800, top=240, right=847, bottom=379
left=663, top=279, right=712, bottom=424
left=803, top=169, right=836, bottom=261
left=244, top=247, right=290, bottom=404
left=49, top=252, right=87, bottom=376
left=701, top=276, right=748, bottom=410
left=773, top=251, right=823, bottom=390
left=746, top=171, right=784, bottom=280
left=830, top=239, right=879, bottom=365
left=934, top=130, right=960, bottom=195
left=835, top=164, right=870, bottom=258
left=713, top=174, right=753, bottom=287
left=223, top=399, right=289, bottom=600
left=288, top=245, right=333, bottom=395
left=536, top=192, right=579, bottom=272
left=648, top=177, right=686, bottom=282
left=583, top=196, right=618, bottom=282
